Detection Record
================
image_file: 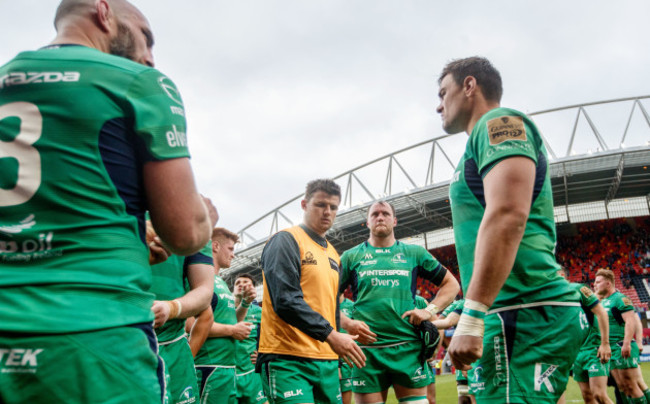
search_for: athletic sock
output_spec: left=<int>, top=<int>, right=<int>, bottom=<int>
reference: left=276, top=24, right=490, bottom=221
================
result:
left=644, top=389, right=650, bottom=402
left=629, top=395, right=647, bottom=404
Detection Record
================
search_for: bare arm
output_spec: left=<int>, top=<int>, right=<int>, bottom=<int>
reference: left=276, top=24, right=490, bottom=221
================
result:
left=464, top=157, right=534, bottom=306
left=188, top=307, right=213, bottom=357
left=208, top=321, right=252, bottom=340
left=340, top=308, right=377, bottom=345
left=180, top=263, right=214, bottom=317
left=449, top=157, right=535, bottom=369
left=621, top=310, right=637, bottom=358
left=433, top=312, right=460, bottom=330
left=144, top=158, right=215, bottom=256
left=591, top=303, right=611, bottom=362
left=429, top=271, right=460, bottom=314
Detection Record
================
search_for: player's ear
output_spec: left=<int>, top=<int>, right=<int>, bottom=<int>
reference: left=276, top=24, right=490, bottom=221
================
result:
left=463, top=76, right=477, bottom=97
left=301, top=199, right=307, bottom=210
left=94, top=0, right=113, bottom=33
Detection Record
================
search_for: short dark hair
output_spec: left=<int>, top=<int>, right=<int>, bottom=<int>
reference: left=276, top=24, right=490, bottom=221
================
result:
left=235, top=273, right=256, bottom=286
left=305, top=179, right=341, bottom=201
left=439, top=57, right=503, bottom=103
left=368, top=200, right=396, bottom=217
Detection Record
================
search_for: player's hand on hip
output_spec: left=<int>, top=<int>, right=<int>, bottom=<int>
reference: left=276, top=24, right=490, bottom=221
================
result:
left=151, top=300, right=171, bottom=328
left=401, top=308, right=432, bottom=325
left=326, top=330, right=366, bottom=368
left=448, top=335, right=482, bottom=370
left=345, top=320, right=377, bottom=345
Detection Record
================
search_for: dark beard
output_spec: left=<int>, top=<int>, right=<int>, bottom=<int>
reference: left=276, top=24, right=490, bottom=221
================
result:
left=108, top=22, right=137, bottom=62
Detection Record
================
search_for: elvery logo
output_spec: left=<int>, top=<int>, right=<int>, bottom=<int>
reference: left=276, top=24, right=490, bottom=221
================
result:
left=0, top=348, right=43, bottom=374
left=0, top=71, right=80, bottom=89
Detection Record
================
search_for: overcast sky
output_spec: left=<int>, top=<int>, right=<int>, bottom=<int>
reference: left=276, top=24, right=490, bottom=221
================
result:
left=1, top=0, right=649, bottom=233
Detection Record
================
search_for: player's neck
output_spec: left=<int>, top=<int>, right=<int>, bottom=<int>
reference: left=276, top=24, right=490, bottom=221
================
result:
left=368, top=234, right=396, bottom=248
left=465, top=101, right=500, bottom=134
left=51, top=25, right=108, bottom=54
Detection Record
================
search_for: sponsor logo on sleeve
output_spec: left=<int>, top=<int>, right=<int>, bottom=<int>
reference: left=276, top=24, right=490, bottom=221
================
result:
left=622, top=296, right=633, bottom=306
left=580, top=286, right=594, bottom=297
left=158, top=76, right=184, bottom=106
left=0, top=348, right=44, bottom=374
left=487, top=116, right=527, bottom=146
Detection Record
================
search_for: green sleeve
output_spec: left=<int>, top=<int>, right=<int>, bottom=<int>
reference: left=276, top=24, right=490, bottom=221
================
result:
left=472, top=110, right=540, bottom=177
left=127, top=69, right=190, bottom=160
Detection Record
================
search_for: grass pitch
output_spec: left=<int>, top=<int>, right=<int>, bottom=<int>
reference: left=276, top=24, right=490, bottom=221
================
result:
left=380, top=361, right=650, bottom=403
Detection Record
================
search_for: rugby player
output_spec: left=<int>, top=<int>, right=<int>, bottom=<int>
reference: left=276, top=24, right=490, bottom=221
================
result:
left=258, top=179, right=366, bottom=404
left=437, top=56, right=583, bottom=403
left=339, top=200, right=459, bottom=404
left=194, top=228, right=255, bottom=404
left=148, top=220, right=215, bottom=404
left=0, top=0, right=214, bottom=402
left=556, top=268, right=612, bottom=404
left=233, top=273, right=267, bottom=404
left=594, top=269, right=648, bottom=403
left=431, top=299, right=476, bottom=404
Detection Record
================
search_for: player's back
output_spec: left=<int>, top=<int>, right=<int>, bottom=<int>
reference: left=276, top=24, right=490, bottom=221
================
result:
left=0, top=45, right=189, bottom=334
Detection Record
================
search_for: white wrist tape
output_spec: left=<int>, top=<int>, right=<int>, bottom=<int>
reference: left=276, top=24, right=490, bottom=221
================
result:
left=424, top=303, right=440, bottom=318
left=454, top=299, right=488, bottom=338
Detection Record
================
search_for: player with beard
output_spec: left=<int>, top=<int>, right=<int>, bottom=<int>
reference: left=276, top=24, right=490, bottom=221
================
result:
left=0, top=1, right=214, bottom=402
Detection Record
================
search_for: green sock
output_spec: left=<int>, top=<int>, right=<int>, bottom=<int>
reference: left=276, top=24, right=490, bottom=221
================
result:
left=629, top=395, right=647, bottom=404
left=644, top=389, right=650, bottom=402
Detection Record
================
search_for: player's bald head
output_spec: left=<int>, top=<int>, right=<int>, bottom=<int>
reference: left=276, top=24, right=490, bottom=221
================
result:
left=54, top=0, right=137, bottom=29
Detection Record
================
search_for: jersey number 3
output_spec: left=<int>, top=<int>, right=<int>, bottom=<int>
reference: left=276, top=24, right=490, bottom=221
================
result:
left=0, top=102, right=42, bottom=207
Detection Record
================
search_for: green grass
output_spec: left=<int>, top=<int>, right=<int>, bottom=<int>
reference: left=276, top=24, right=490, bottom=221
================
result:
left=379, top=362, right=650, bottom=403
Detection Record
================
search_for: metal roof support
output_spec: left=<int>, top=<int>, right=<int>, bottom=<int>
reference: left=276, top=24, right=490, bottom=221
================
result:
left=605, top=154, right=625, bottom=211
left=425, top=141, right=436, bottom=186
left=392, top=157, right=418, bottom=190
left=622, top=99, right=650, bottom=146
left=384, top=158, right=393, bottom=195
left=566, top=109, right=581, bottom=157
left=581, top=108, right=609, bottom=152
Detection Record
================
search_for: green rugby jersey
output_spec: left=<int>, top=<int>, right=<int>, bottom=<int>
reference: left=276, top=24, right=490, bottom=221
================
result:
left=340, top=298, right=354, bottom=334
left=235, top=303, right=261, bottom=374
left=449, top=107, right=577, bottom=309
left=195, top=275, right=237, bottom=366
left=600, top=291, right=635, bottom=344
left=570, top=283, right=600, bottom=350
left=150, top=241, right=213, bottom=342
left=340, top=241, right=446, bottom=345
left=442, top=299, right=464, bottom=318
left=0, top=45, right=190, bottom=333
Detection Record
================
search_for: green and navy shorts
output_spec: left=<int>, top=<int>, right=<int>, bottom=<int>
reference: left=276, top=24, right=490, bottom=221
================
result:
left=159, top=334, right=199, bottom=404
left=352, top=341, right=430, bottom=393
left=572, top=347, right=610, bottom=383
left=0, top=323, right=165, bottom=404
left=196, top=366, right=236, bottom=404
left=611, top=340, right=640, bottom=370
left=340, top=361, right=353, bottom=393
left=261, top=358, right=341, bottom=404
left=237, top=369, right=267, bottom=404
left=469, top=304, right=584, bottom=404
